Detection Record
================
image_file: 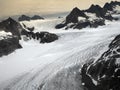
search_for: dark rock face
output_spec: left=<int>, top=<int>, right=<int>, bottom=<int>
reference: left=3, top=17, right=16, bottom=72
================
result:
left=0, top=36, right=22, bottom=57
left=39, top=32, right=58, bottom=43
left=110, top=1, right=120, bottom=7
left=86, top=5, right=107, bottom=17
left=74, top=21, right=91, bottom=29
left=18, top=15, right=31, bottom=21
left=31, top=15, right=44, bottom=20
left=0, top=18, right=22, bottom=38
left=81, top=34, right=120, bottom=90
left=66, top=7, right=88, bottom=24
left=85, top=4, right=114, bottom=20
left=55, top=23, right=66, bottom=29
left=103, top=3, right=114, bottom=11
left=74, top=19, right=105, bottom=29
left=55, top=1, right=120, bottom=30
left=90, top=19, right=105, bottom=28
left=21, top=30, right=58, bottom=43
left=18, top=15, right=44, bottom=21
left=103, top=1, right=120, bottom=14
left=55, top=7, right=105, bottom=30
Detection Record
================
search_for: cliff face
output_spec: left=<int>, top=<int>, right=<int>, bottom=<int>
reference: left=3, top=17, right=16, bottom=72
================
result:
left=0, top=18, right=23, bottom=57
left=81, top=34, right=120, bottom=90
left=56, top=1, right=120, bottom=30
left=0, top=36, right=22, bottom=57
left=0, top=17, right=22, bottom=39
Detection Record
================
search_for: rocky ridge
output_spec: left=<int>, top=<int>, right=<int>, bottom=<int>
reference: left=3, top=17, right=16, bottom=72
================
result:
left=18, top=15, right=44, bottom=21
left=56, top=1, right=120, bottom=30
left=81, top=34, right=120, bottom=90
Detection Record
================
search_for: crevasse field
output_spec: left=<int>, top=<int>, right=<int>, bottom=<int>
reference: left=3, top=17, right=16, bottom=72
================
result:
left=0, top=14, right=120, bottom=90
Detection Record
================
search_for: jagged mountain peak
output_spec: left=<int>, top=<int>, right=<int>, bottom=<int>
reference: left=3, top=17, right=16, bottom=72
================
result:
left=85, top=4, right=109, bottom=19
left=31, top=15, right=44, bottom=20
left=110, top=1, right=120, bottom=6
left=71, top=7, right=81, bottom=12
left=88, top=4, right=102, bottom=10
left=0, top=18, right=22, bottom=38
left=2, top=17, right=17, bottom=24
left=65, top=7, right=88, bottom=23
left=103, top=2, right=113, bottom=11
left=103, top=1, right=120, bottom=12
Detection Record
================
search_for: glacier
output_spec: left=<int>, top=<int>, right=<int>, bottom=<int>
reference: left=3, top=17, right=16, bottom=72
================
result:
left=0, top=16, right=119, bottom=90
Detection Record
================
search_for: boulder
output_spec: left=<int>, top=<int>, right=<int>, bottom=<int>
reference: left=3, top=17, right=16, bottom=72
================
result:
left=81, top=34, right=120, bottom=90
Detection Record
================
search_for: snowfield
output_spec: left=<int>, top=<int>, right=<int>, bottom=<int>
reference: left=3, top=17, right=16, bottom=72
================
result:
left=0, top=31, right=12, bottom=40
left=0, top=16, right=120, bottom=90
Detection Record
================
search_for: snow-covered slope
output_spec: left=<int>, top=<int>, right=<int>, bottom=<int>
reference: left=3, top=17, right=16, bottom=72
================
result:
left=0, top=15, right=120, bottom=90
left=20, top=18, right=64, bottom=33
left=0, top=31, right=12, bottom=40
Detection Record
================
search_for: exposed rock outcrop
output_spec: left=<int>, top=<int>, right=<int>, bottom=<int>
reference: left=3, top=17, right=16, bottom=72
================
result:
left=55, top=1, right=120, bottom=30
left=104, top=1, right=120, bottom=11
left=73, top=19, right=105, bottom=29
left=66, top=7, right=88, bottom=24
left=85, top=5, right=107, bottom=18
left=81, top=34, right=120, bottom=90
left=0, top=36, right=22, bottom=57
left=18, top=15, right=44, bottom=21
left=21, top=30, right=58, bottom=43
left=31, top=15, right=44, bottom=20
left=55, top=7, right=105, bottom=30
left=0, top=17, right=22, bottom=38
left=85, top=4, right=113, bottom=20
left=18, top=15, right=31, bottom=21
left=104, top=2, right=114, bottom=11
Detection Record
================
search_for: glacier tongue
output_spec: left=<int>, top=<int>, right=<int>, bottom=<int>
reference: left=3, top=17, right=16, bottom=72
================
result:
left=0, top=18, right=120, bottom=90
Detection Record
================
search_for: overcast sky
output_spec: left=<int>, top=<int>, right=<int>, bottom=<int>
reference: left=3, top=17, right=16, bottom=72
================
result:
left=0, top=0, right=118, bottom=17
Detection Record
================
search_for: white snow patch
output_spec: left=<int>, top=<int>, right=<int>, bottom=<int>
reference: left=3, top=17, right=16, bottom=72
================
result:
left=0, top=31, right=12, bottom=40
left=114, top=5, right=120, bottom=13
left=85, top=12, right=101, bottom=21
left=78, top=17, right=86, bottom=21
left=115, top=58, right=120, bottom=65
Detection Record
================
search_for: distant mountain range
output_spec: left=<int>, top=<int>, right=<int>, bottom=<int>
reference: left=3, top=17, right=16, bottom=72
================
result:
left=56, top=1, right=120, bottom=30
